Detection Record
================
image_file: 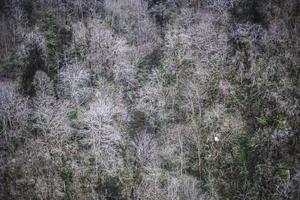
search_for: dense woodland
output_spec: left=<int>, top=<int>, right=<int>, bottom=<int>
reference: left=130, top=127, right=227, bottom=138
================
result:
left=0, top=0, right=299, bottom=199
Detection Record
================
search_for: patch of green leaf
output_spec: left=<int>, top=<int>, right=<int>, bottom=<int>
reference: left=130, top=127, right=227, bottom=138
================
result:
left=208, top=70, right=221, bottom=102
left=255, top=116, right=268, bottom=126
left=276, top=168, right=289, bottom=179
left=87, top=156, right=96, bottom=166
left=203, top=115, right=219, bottom=126
left=159, top=172, right=168, bottom=187
left=67, top=108, right=79, bottom=128
left=41, top=16, right=59, bottom=45
left=228, top=93, right=240, bottom=107
left=0, top=59, right=7, bottom=70
left=240, top=168, right=250, bottom=179
left=67, top=109, right=78, bottom=121
left=163, top=72, right=176, bottom=86
left=60, top=169, right=73, bottom=185
left=0, top=52, right=16, bottom=71
left=186, top=145, right=200, bottom=177
left=161, top=157, right=179, bottom=172
left=60, top=168, right=76, bottom=200
left=235, top=132, right=251, bottom=166
left=46, top=31, right=58, bottom=54
left=0, top=117, right=3, bottom=134
left=275, top=115, right=286, bottom=129
left=236, top=149, right=248, bottom=166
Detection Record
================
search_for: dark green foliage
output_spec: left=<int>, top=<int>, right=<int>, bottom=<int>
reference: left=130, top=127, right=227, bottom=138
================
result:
left=235, top=132, right=251, bottom=166
left=276, top=168, right=289, bottom=179
left=161, top=157, right=180, bottom=172
left=40, top=14, right=72, bottom=72
left=67, top=109, right=78, bottom=121
left=67, top=108, right=79, bottom=128
left=0, top=52, right=16, bottom=71
left=228, top=93, right=240, bottom=108
left=20, top=15, right=73, bottom=97
left=137, top=49, right=163, bottom=88
left=207, top=70, right=221, bottom=103
left=255, top=116, right=268, bottom=126
left=87, top=156, right=96, bottom=166
left=186, top=154, right=200, bottom=177
left=60, top=169, right=73, bottom=185
left=60, top=168, right=77, bottom=200
left=0, top=117, right=3, bottom=134
left=40, top=15, right=60, bottom=54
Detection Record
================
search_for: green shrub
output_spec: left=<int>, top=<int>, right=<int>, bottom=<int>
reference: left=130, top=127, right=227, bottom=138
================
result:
left=67, top=108, right=79, bottom=128
left=228, top=93, right=240, bottom=108
left=159, top=172, right=168, bottom=187
left=203, top=115, right=219, bottom=127
left=41, top=15, right=60, bottom=51
left=0, top=59, right=7, bottom=70
left=67, top=109, right=78, bottom=121
left=45, top=32, right=58, bottom=54
left=0, top=51, right=16, bottom=71
left=39, top=14, right=71, bottom=73
left=276, top=168, right=289, bottom=179
left=235, top=132, right=251, bottom=166
left=60, top=168, right=76, bottom=200
left=60, top=169, right=73, bottom=185
left=255, top=116, right=268, bottom=126
left=275, top=115, right=286, bottom=129
left=186, top=145, right=200, bottom=177
left=161, top=157, right=179, bottom=172
left=0, top=118, right=3, bottom=134
left=87, top=156, right=96, bottom=166
left=208, top=70, right=221, bottom=102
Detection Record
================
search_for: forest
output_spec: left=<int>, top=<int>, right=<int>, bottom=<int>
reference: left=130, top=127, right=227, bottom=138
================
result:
left=0, top=0, right=299, bottom=199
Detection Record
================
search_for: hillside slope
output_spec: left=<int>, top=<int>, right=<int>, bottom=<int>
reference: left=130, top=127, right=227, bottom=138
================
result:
left=0, top=0, right=299, bottom=199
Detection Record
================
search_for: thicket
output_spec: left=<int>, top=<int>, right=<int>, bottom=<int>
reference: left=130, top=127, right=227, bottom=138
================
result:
left=0, top=0, right=299, bottom=199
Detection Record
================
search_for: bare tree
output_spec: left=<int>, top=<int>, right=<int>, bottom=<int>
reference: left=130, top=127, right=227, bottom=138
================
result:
left=82, top=79, right=127, bottom=177
left=104, top=0, right=160, bottom=45
left=58, top=62, right=92, bottom=105
left=0, top=81, right=29, bottom=137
